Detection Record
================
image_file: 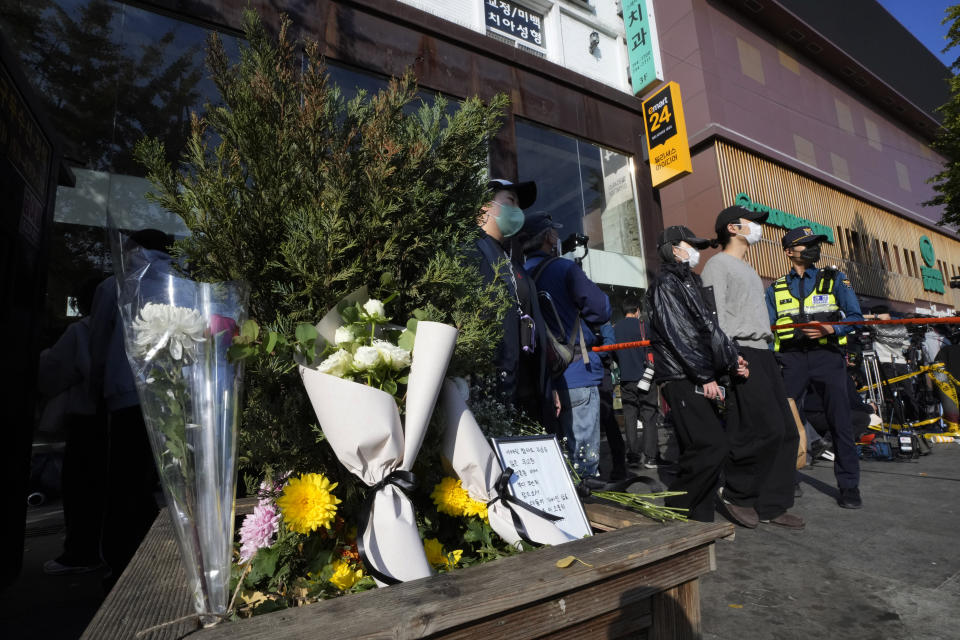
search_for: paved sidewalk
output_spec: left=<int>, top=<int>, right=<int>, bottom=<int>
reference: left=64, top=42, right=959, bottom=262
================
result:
left=700, top=443, right=960, bottom=640
left=0, top=501, right=105, bottom=640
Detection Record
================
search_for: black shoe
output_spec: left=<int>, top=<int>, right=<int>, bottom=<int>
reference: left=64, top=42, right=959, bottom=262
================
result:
left=609, top=468, right=628, bottom=482
left=626, top=453, right=642, bottom=465
left=581, top=477, right=606, bottom=491
left=717, top=489, right=759, bottom=528
left=838, top=487, right=862, bottom=509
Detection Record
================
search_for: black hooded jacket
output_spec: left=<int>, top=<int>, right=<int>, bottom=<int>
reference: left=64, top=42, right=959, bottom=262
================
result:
left=649, top=261, right=740, bottom=384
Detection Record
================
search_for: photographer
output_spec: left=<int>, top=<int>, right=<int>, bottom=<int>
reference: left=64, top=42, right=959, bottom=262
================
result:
left=521, top=213, right=611, bottom=485
left=650, top=226, right=747, bottom=522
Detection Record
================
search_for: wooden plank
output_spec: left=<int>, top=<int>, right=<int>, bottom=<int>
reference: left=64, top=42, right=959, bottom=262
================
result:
left=433, top=546, right=712, bottom=640
left=650, top=579, right=701, bottom=640
left=195, top=522, right=731, bottom=640
left=80, top=510, right=195, bottom=640
left=535, top=601, right=652, bottom=640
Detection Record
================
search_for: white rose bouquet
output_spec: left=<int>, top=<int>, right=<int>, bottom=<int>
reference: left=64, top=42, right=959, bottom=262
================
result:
left=299, top=290, right=458, bottom=586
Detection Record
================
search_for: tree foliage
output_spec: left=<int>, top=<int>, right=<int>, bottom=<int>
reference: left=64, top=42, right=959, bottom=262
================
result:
left=926, top=5, right=960, bottom=225
left=134, top=10, right=510, bottom=476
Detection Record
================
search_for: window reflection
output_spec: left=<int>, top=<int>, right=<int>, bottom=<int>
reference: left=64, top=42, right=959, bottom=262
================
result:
left=0, top=0, right=463, bottom=334
left=516, top=119, right=646, bottom=289
left=0, top=0, right=240, bottom=333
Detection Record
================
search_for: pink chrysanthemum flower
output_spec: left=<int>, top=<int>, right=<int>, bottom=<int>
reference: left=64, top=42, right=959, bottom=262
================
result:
left=238, top=503, right=281, bottom=562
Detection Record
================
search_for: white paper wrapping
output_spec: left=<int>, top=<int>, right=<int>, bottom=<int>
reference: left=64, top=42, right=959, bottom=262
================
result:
left=439, top=380, right=576, bottom=548
left=300, top=320, right=458, bottom=585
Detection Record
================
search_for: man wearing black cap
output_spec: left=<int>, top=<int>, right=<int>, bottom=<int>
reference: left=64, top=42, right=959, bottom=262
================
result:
left=649, top=225, right=747, bottom=521
left=521, top=212, right=611, bottom=484
left=702, top=206, right=803, bottom=529
left=471, top=179, right=553, bottom=426
left=765, top=227, right=864, bottom=508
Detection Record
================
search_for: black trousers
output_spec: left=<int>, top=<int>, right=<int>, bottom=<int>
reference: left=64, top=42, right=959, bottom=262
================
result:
left=809, top=410, right=871, bottom=441
left=723, top=347, right=798, bottom=519
left=661, top=380, right=728, bottom=522
left=61, top=411, right=108, bottom=564
left=779, top=349, right=860, bottom=489
left=599, top=370, right=626, bottom=479
left=102, top=405, right=160, bottom=580
left=620, top=381, right=660, bottom=460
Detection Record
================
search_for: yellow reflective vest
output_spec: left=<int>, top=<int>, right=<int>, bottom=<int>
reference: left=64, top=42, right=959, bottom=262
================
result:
left=772, top=270, right=847, bottom=351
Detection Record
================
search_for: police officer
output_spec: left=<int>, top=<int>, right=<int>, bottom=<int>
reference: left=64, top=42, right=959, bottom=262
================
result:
left=765, top=227, right=864, bottom=508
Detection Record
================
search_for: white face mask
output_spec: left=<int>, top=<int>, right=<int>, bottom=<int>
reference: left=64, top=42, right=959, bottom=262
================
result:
left=676, top=245, right=700, bottom=268
left=741, top=221, right=763, bottom=245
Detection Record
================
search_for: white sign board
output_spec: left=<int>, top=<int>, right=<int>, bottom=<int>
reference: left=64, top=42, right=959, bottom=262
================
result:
left=490, top=435, right=593, bottom=540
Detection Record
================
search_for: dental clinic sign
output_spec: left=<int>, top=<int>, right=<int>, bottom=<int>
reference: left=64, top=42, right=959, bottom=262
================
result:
left=735, top=193, right=834, bottom=243
left=919, top=235, right=945, bottom=294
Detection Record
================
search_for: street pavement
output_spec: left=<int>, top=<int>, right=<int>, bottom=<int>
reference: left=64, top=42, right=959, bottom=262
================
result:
left=700, top=442, right=960, bottom=640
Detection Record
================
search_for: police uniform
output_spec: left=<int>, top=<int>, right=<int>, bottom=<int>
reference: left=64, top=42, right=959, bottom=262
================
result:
left=765, top=227, right=864, bottom=507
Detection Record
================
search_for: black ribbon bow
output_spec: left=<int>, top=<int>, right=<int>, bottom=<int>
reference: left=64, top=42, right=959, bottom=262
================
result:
left=356, top=469, right=418, bottom=586
left=487, top=467, right=562, bottom=547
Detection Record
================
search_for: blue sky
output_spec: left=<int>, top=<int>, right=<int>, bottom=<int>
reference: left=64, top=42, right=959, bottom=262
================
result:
left=877, top=0, right=955, bottom=67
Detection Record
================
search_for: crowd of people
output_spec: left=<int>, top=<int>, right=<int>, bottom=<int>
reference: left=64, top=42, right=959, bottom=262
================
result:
left=475, top=177, right=960, bottom=530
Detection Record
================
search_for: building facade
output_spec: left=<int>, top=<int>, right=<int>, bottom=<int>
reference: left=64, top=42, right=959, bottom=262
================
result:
left=1, top=0, right=957, bottom=340
left=654, top=0, right=957, bottom=315
left=0, top=0, right=662, bottom=345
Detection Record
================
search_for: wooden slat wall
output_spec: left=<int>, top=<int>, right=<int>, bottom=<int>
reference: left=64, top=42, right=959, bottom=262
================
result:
left=715, top=141, right=960, bottom=311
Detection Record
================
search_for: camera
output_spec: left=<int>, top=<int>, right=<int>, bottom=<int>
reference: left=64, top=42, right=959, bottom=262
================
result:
left=637, top=365, right=655, bottom=392
left=561, top=233, right=589, bottom=255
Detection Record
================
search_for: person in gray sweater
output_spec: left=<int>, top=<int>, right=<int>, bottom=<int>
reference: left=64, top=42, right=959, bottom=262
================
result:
left=701, top=205, right=804, bottom=530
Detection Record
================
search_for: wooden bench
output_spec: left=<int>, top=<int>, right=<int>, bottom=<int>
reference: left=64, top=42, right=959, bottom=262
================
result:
left=82, top=500, right=732, bottom=640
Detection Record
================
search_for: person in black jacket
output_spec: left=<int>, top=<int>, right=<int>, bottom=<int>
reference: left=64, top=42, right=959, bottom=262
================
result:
left=469, top=178, right=557, bottom=430
left=613, top=296, right=661, bottom=469
left=649, top=226, right=748, bottom=522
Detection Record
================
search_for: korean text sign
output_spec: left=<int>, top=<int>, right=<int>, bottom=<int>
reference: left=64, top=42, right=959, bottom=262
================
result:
left=641, top=81, right=692, bottom=188
left=485, top=0, right=544, bottom=48
left=491, top=435, right=592, bottom=540
left=623, top=0, right=663, bottom=96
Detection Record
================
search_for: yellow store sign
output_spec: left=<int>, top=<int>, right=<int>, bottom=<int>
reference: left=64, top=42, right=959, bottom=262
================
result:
left=641, top=81, right=692, bottom=188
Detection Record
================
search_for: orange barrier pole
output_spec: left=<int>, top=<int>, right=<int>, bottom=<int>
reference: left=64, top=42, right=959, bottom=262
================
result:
left=592, top=316, right=960, bottom=352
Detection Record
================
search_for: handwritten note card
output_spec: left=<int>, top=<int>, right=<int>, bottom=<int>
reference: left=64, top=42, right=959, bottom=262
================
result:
left=490, top=435, right=592, bottom=539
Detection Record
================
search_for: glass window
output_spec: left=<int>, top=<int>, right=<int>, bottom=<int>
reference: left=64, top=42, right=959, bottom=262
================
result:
left=326, top=60, right=459, bottom=118
left=515, top=119, right=647, bottom=289
left=0, top=0, right=240, bottom=333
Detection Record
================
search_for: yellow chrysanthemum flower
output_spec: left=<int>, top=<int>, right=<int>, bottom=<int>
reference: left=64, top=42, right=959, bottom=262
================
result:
left=276, top=473, right=341, bottom=534
left=329, top=559, right=364, bottom=590
left=423, top=538, right=462, bottom=569
left=431, top=477, right=468, bottom=516
left=462, top=497, right=489, bottom=521
left=431, top=476, right=488, bottom=521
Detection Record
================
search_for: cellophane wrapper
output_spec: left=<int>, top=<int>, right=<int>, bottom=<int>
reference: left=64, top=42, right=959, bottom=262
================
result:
left=116, top=243, right=249, bottom=625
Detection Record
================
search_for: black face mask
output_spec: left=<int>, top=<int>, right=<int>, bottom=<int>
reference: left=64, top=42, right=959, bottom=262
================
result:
left=798, top=245, right=821, bottom=263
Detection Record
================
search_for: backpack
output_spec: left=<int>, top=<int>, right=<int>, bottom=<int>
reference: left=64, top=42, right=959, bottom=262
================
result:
left=529, top=257, right=590, bottom=378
